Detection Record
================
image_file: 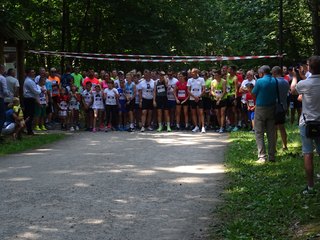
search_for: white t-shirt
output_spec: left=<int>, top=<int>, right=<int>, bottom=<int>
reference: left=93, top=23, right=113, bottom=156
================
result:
left=187, top=77, right=205, bottom=100
left=104, top=88, right=118, bottom=105
left=139, top=79, right=155, bottom=100
left=92, top=91, right=104, bottom=110
left=82, top=90, right=92, bottom=107
left=240, top=79, right=256, bottom=102
left=167, top=77, right=178, bottom=101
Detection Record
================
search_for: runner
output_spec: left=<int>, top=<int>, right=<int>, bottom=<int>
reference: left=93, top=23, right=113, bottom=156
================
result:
left=174, top=71, right=189, bottom=130
left=166, top=70, right=178, bottom=128
left=104, top=81, right=119, bottom=131
left=91, top=84, right=105, bottom=132
left=125, top=72, right=136, bottom=132
left=82, top=81, right=93, bottom=131
left=187, top=68, right=206, bottom=133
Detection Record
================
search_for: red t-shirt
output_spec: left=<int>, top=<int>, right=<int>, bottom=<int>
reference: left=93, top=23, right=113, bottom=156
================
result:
left=83, top=77, right=100, bottom=88
left=176, top=81, right=188, bottom=101
left=245, top=92, right=256, bottom=111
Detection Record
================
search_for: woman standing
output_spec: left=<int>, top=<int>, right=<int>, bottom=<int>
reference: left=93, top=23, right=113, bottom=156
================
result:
left=174, top=71, right=189, bottom=130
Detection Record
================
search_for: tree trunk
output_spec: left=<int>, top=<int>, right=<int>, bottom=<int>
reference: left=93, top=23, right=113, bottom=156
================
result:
left=309, top=0, right=320, bottom=55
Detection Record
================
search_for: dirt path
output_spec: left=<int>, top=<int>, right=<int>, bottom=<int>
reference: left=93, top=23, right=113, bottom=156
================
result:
left=0, top=131, right=228, bottom=240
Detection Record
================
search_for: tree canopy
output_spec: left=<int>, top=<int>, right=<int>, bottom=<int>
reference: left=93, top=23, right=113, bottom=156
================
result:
left=1, top=0, right=319, bottom=71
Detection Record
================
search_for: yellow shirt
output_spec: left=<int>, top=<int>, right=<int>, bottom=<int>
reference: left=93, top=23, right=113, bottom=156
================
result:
left=13, top=105, right=24, bottom=119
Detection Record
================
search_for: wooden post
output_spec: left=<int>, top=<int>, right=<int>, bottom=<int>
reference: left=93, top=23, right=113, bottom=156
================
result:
left=16, top=40, right=25, bottom=99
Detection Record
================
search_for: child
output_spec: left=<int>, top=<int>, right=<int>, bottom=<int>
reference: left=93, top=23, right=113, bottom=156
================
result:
left=3, top=99, right=25, bottom=140
left=82, top=81, right=93, bottom=131
left=117, top=80, right=127, bottom=131
left=125, top=72, right=136, bottom=132
left=91, top=84, right=105, bottom=132
left=154, top=71, right=171, bottom=132
left=68, top=85, right=81, bottom=131
left=104, top=81, right=119, bottom=131
left=34, top=77, right=48, bottom=131
left=57, top=87, right=69, bottom=130
left=245, top=83, right=256, bottom=132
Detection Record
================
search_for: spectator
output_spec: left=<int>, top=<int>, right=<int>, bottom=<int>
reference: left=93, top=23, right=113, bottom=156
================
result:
left=23, top=68, right=41, bottom=135
left=272, top=66, right=290, bottom=150
left=0, top=64, right=8, bottom=139
left=5, top=68, right=19, bottom=106
left=291, top=55, right=320, bottom=194
left=252, top=65, right=277, bottom=163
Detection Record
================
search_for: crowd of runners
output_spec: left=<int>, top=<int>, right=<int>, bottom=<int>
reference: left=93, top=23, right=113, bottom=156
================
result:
left=0, top=63, right=308, bottom=138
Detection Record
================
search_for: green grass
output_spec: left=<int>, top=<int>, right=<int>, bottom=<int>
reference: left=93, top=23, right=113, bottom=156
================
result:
left=215, top=124, right=320, bottom=239
left=0, top=133, right=66, bottom=155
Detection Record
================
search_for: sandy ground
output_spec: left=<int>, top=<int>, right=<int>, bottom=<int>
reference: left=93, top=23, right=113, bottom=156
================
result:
left=0, top=131, right=228, bottom=240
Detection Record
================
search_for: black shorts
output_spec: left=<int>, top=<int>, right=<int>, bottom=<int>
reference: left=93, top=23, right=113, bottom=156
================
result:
left=202, top=97, right=213, bottom=110
left=227, top=96, right=236, bottom=107
left=142, top=98, right=153, bottom=110
left=156, top=96, right=168, bottom=110
left=126, top=99, right=135, bottom=112
left=177, top=99, right=189, bottom=106
left=289, top=94, right=302, bottom=109
left=190, top=100, right=203, bottom=109
left=214, top=99, right=227, bottom=109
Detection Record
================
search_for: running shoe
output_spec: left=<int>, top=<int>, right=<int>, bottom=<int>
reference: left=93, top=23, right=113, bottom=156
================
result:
left=92, top=128, right=97, bottom=132
left=75, top=126, right=80, bottom=131
left=141, top=126, right=145, bottom=132
left=302, top=186, right=316, bottom=195
left=167, top=126, right=172, bottom=132
left=147, top=126, right=153, bottom=131
left=219, top=128, right=224, bottom=133
left=192, top=126, right=200, bottom=132
left=70, top=126, right=75, bottom=131
left=232, top=126, right=239, bottom=132
left=40, top=125, right=47, bottom=131
left=157, top=126, right=163, bottom=132
left=34, top=125, right=41, bottom=131
left=201, top=127, right=206, bottom=133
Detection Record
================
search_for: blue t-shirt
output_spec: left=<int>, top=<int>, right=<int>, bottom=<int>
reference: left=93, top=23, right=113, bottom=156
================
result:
left=117, top=88, right=126, bottom=102
left=252, top=74, right=277, bottom=107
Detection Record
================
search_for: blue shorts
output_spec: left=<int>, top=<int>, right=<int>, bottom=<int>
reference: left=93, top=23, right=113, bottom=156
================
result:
left=248, top=110, right=255, bottom=121
left=299, top=125, right=320, bottom=154
left=119, top=100, right=127, bottom=113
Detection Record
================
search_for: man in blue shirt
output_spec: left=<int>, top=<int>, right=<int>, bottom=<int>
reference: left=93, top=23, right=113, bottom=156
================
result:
left=252, top=65, right=277, bottom=163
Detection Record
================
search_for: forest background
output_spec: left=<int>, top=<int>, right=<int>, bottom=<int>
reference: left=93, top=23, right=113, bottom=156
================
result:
left=1, top=0, right=320, bottom=72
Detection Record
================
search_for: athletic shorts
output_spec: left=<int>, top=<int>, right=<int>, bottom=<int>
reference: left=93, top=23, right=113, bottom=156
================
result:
left=202, top=97, right=213, bottom=110
left=214, top=99, right=227, bottom=109
left=289, top=94, right=302, bottom=109
left=156, top=96, right=168, bottom=110
left=142, top=98, right=153, bottom=110
left=126, top=99, right=135, bottom=112
left=236, top=96, right=242, bottom=109
left=248, top=110, right=255, bottom=121
left=35, top=104, right=47, bottom=117
left=167, top=100, right=176, bottom=109
left=119, top=100, right=127, bottom=113
left=190, top=100, right=203, bottom=109
left=177, top=99, right=189, bottom=106
left=227, top=96, right=236, bottom=107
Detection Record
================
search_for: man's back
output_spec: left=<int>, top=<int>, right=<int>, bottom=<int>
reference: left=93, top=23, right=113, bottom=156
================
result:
left=253, top=74, right=277, bottom=107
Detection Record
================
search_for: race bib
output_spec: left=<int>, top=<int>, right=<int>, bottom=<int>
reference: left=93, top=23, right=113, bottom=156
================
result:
left=248, top=99, right=254, bottom=107
left=215, top=90, right=223, bottom=98
left=178, top=90, right=186, bottom=98
left=157, top=85, right=165, bottom=93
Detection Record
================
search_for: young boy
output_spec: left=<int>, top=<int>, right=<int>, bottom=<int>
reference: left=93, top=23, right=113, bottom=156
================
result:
left=34, top=77, right=48, bottom=131
left=82, top=81, right=93, bottom=131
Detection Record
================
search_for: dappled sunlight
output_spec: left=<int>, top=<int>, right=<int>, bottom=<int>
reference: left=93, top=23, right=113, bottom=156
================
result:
left=8, top=166, right=32, bottom=169
left=6, top=177, right=33, bottom=181
left=29, top=226, right=59, bottom=232
left=155, top=164, right=225, bottom=174
left=16, top=231, right=41, bottom=239
left=35, top=148, right=54, bottom=152
left=88, top=140, right=101, bottom=146
left=50, top=170, right=73, bottom=174
left=70, top=171, right=94, bottom=176
left=114, top=199, right=128, bottom=204
left=74, top=182, right=90, bottom=187
left=21, top=152, right=46, bottom=156
left=135, top=169, right=157, bottom=176
left=82, top=219, right=105, bottom=224
left=168, top=177, right=205, bottom=184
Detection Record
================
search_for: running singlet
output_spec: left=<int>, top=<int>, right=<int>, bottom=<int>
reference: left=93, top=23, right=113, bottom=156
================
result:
left=226, top=74, right=237, bottom=96
left=58, top=95, right=69, bottom=116
left=139, top=79, right=155, bottom=100
left=211, top=79, right=227, bottom=100
left=92, top=91, right=104, bottom=110
left=82, top=90, right=92, bottom=107
left=187, top=77, right=205, bottom=100
left=246, top=92, right=256, bottom=109
left=176, top=81, right=188, bottom=101
left=125, top=82, right=135, bottom=98
left=104, top=88, right=118, bottom=106
left=156, top=80, right=167, bottom=97
left=167, top=78, right=178, bottom=101
left=69, top=92, right=81, bottom=110
left=39, top=86, right=47, bottom=105
left=118, top=88, right=126, bottom=101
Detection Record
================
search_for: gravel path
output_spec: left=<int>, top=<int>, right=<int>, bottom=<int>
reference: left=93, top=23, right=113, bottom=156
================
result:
left=0, top=131, right=228, bottom=240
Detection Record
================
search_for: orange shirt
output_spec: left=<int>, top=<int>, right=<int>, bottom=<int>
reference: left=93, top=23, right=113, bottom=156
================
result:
left=48, top=76, right=61, bottom=97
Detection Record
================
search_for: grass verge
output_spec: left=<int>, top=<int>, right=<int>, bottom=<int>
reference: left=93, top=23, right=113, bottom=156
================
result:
left=0, top=132, right=66, bottom=155
left=215, top=124, right=320, bottom=239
